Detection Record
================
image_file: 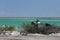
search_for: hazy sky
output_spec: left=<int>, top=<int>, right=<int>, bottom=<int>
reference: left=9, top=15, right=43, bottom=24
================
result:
left=0, top=0, right=60, bottom=17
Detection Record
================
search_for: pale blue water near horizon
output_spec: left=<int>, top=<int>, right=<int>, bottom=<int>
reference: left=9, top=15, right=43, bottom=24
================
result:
left=0, top=17, right=60, bottom=29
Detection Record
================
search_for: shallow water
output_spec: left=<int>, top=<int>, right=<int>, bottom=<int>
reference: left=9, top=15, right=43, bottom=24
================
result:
left=0, top=17, right=60, bottom=29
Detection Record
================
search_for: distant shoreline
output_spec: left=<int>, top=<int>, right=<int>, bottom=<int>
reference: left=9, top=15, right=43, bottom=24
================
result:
left=0, top=17, right=60, bottom=20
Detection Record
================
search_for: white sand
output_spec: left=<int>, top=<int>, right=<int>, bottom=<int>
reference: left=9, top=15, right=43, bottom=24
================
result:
left=0, top=33, right=60, bottom=40
left=0, top=36, right=60, bottom=40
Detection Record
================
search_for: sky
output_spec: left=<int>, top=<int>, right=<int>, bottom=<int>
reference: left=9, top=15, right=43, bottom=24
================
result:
left=0, top=0, right=60, bottom=17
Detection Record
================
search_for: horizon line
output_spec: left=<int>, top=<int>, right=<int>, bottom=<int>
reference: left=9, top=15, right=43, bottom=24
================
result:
left=0, top=17, right=60, bottom=18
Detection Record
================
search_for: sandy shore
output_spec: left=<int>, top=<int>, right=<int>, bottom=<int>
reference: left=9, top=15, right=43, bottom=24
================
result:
left=0, top=36, right=60, bottom=40
left=0, top=33, right=60, bottom=40
left=0, top=35, right=60, bottom=40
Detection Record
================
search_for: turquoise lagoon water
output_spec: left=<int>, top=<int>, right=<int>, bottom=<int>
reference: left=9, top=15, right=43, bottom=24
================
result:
left=0, top=17, right=60, bottom=29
